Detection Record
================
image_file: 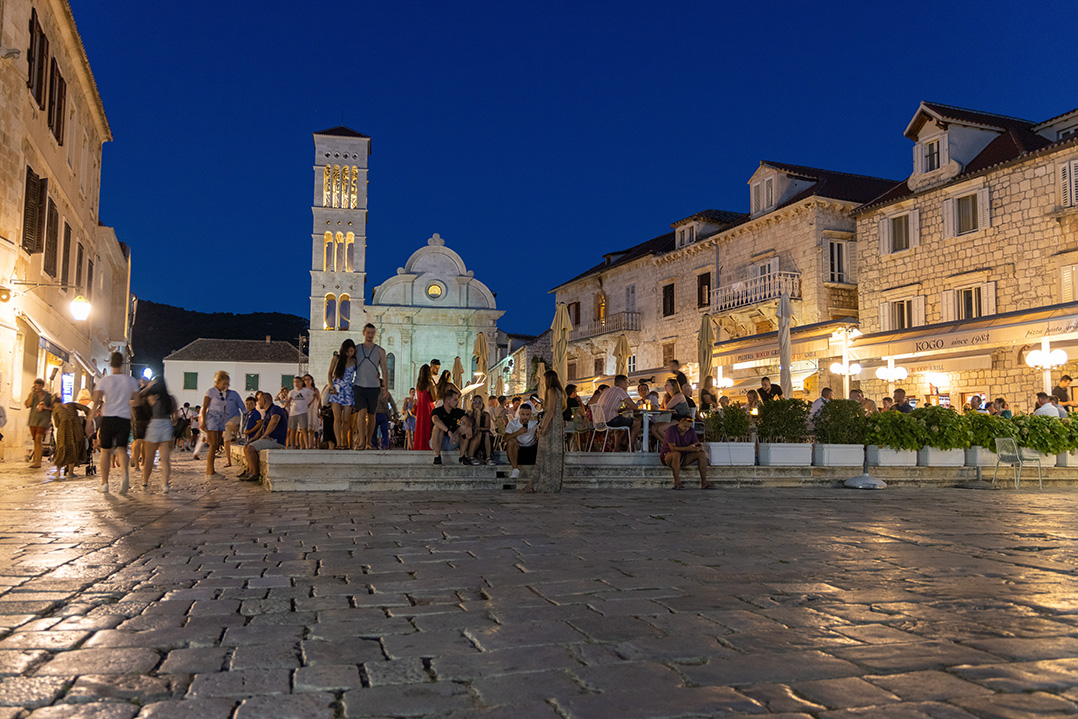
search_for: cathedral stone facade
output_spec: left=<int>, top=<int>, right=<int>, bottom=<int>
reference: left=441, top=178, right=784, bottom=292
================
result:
left=307, top=128, right=502, bottom=397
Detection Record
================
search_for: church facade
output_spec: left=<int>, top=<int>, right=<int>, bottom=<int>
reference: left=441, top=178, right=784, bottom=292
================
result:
left=306, top=127, right=503, bottom=398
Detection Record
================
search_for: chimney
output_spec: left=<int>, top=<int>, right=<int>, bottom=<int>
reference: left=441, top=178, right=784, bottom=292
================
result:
left=265, top=335, right=271, bottom=343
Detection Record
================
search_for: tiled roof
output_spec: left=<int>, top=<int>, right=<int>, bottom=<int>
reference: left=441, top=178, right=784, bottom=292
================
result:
left=917, top=102, right=1035, bottom=134
left=314, top=126, right=370, bottom=138
left=550, top=231, right=675, bottom=291
left=760, top=161, right=901, bottom=207
left=165, top=339, right=307, bottom=364
left=671, top=209, right=747, bottom=227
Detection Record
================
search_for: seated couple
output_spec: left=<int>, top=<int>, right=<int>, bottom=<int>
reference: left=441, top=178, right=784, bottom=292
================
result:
left=431, top=390, right=496, bottom=466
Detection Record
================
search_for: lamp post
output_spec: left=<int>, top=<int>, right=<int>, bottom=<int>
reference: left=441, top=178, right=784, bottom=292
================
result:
left=830, top=326, right=862, bottom=398
left=1025, top=338, right=1068, bottom=393
left=3, top=280, right=93, bottom=320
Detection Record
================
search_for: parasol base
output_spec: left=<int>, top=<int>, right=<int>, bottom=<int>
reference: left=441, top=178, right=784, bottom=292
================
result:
left=844, top=474, right=887, bottom=490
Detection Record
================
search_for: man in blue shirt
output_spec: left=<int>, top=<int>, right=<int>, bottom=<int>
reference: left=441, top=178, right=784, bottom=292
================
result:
left=660, top=415, right=714, bottom=490
left=240, top=392, right=287, bottom=482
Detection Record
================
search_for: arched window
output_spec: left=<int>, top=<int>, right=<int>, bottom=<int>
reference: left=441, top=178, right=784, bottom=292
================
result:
left=350, top=166, right=359, bottom=209
left=323, top=165, right=332, bottom=207
left=343, top=232, right=354, bottom=273
left=340, top=166, right=351, bottom=210
left=335, top=232, right=346, bottom=272
left=594, top=292, right=607, bottom=323
left=323, top=232, right=335, bottom=272
left=324, top=294, right=337, bottom=330
left=386, top=352, right=396, bottom=387
left=339, top=294, right=350, bottom=331
left=332, top=165, right=341, bottom=208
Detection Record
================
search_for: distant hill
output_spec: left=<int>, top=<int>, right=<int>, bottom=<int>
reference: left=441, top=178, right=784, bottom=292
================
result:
left=132, top=300, right=308, bottom=376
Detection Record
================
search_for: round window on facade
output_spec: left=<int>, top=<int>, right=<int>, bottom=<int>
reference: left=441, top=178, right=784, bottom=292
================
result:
left=426, top=282, right=444, bottom=300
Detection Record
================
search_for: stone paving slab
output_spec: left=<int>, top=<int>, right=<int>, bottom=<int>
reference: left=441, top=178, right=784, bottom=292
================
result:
left=0, top=457, right=1077, bottom=716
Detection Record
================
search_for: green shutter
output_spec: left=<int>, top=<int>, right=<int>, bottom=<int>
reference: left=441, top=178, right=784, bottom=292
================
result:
left=245, top=374, right=259, bottom=391
left=183, top=372, right=198, bottom=390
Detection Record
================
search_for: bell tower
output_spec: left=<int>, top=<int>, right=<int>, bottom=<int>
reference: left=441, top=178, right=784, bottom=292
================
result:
left=308, top=126, right=371, bottom=385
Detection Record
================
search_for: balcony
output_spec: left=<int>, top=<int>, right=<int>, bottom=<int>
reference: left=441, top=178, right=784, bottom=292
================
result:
left=713, top=271, right=801, bottom=313
left=571, top=311, right=641, bottom=341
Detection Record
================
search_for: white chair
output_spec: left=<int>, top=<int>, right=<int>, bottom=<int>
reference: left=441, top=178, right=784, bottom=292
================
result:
left=993, top=437, right=1042, bottom=488
left=588, top=405, right=630, bottom=452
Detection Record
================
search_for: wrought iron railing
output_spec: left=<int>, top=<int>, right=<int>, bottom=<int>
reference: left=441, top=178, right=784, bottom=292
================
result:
left=570, top=311, right=641, bottom=341
left=713, top=272, right=801, bottom=313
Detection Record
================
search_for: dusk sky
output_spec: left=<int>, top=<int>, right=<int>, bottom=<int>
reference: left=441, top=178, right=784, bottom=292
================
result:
left=72, top=1, right=1076, bottom=336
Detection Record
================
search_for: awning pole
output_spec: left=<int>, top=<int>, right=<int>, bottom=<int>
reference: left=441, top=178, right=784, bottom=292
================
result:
left=842, top=335, right=851, bottom=399
left=1042, top=338, right=1053, bottom=394
left=887, top=357, right=895, bottom=397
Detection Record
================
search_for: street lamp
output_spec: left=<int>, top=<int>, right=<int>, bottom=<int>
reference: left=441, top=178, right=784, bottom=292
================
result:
left=3, top=279, right=92, bottom=320
left=831, top=326, right=863, bottom=398
left=1026, top=342, right=1068, bottom=393
left=874, top=366, right=909, bottom=382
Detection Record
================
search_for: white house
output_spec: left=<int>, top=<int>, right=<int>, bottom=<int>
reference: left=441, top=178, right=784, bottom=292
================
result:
left=163, top=338, right=307, bottom=409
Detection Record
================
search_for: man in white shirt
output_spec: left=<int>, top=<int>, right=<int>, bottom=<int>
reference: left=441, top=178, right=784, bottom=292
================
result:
left=810, top=387, right=832, bottom=417
left=596, top=374, right=639, bottom=451
left=286, top=376, right=315, bottom=449
left=1034, top=392, right=1060, bottom=417
left=91, top=352, right=140, bottom=494
left=505, top=404, right=539, bottom=487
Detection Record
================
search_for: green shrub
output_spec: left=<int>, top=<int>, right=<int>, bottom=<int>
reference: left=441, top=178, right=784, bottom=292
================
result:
left=757, top=398, right=810, bottom=444
left=812, top=399, right=867, bottom=445
left=865, top=410, right=921, bottom=451
left=1011, top=414, right=1071, bottom=455
left=704, top=406, right=752, bottom=442
left=967, top=412, right=1019, bottom=453
left=909, top=405, right=972, bottom=450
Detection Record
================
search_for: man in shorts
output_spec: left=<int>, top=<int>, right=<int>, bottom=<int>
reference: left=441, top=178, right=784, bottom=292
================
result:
left=240, top=392, right=288, bottom=481
left=430, top=389, right=473, bottom=465
left=286, top=375, right=314, bottom=449
left=91, top=352, right=140, bottom=494
left=352, top=323, right=388, bottom=450
left=505, top=403, right=539, bottom=484
left=661, top=414, right=713, bottom=490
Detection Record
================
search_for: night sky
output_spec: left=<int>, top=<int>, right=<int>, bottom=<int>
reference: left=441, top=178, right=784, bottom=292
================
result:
left=72, top=1, right=1076, bottom=336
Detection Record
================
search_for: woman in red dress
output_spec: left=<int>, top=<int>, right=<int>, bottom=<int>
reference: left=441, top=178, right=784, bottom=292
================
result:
left=414, top=364, right=435, bottom=451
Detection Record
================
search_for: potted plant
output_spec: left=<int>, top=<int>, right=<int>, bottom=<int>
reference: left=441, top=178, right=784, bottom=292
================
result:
left=865, top=410, right=919, bottom=466
left=910, top=405, right=971, bottom=466
left=1011, top=414, right=1068, bottom=467
left=757, top=398, right=811, bottom=466
left=1057, top=414, right=1078, bottom=466
left=812, top=399, right=867, bottom=467
left=704, top=406, right=755, bottom=466
left=965, top=412, right=1019, bottom=466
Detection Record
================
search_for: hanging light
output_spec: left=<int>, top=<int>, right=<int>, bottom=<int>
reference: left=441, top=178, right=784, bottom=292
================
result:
left=875, top=366, right=908, bottom=381
left=830, top=362, right=862, bottom=375
left=1026, top=348, right=1069, bottom=369
left=70, top=295, right=91, bottom=321
left=1050, top=349, right=1069, bottom=366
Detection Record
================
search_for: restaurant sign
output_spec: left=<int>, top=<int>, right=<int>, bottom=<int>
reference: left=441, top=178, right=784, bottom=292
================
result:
left=732, top=338, right=830, bottom=365
left=851, top=315, right=1078, bottom=361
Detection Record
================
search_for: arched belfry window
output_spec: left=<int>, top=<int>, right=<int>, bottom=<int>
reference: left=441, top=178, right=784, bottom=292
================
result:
left=344, top=232, right=355, bottom=273
left=350, top=166, right=359, bottom=209
left=594, top=292, right=607, bottom=323
left=387, top=352, right=396, bottom=387
left=323, top=165, right=332, bottom=207
left=335, top=232, right=346, bottom=272
left=332, top=165, right=341, bottom=208
left=339, top=294, right=350, bottom=331
left=323, top=232, right=335, bottom=272
left=324, top=294, right=337, bottom=330
left=340, top=166, right=351, bottom=210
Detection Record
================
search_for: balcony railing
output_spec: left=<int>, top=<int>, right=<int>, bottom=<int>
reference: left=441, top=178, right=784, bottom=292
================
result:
left=571, top=311, right=641, bottom=341
left=713, top=271, right=801, bottom=313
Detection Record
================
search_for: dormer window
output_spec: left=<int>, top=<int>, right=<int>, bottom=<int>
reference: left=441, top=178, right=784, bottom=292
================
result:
left=677, top=224, right=696, bottom=248
left=924, top=140, right=941, bottom=172
left=751, top=177, right=775, bottom=214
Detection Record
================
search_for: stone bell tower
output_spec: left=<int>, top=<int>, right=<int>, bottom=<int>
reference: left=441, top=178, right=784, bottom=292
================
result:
left=308, top=126, right=371, bottom=385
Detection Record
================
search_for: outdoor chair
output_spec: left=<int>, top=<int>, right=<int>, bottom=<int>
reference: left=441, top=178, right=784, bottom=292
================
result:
left=588, top=405, right=630, bottom=452
left=993, top=437, right=1042, bottom=489
left=565, top=407, right=589, bottom=451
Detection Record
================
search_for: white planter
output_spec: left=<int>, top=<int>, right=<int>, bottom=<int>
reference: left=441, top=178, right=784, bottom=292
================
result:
left=706, top=442, right=756, bottom=466
left=813, top=443, right=864, bottom=467
left=965, top=446, right=997, bottom=466
left=1056, top=450, right=1078, bottom=467
left=1020, top=449, right=1057, bottom=467
left=758, top=443, right=812, bottom=467
left=917, top=447, right=966, bottom=467
left=866, top=445, right=917, bottom=467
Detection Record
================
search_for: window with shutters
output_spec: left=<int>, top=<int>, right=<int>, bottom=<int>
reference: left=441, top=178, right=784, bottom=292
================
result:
left=86, top=260, right=93, bottom=299
left=567, top=301, right=580, bottom=326
left=662, top=342, right=676, bottom=367
left=697, top=272, right=711, bottom=308
left=956, top=193, right=978, bottom=234
left=750, top=178, right=775, bottom=214
left=245, top=374, right=259, bottom=392
left=751, top=183, right=762, bottom=213
left=43, top=200, right=59, bottom=277
left=281, top=375, right=293, bottom=391
left=593, top=357, right=604, bottom=376
left=942, top=283, right=996, bottom=322
left=943, top=188, right=990, bottom=237
left=891, top=214, right=909, bottom=252
left=183, top=372, right=198, bottom=391
left=879, top=210, right=918, bottom=254
left=890, top=300, right=913, bottom=330
left=677, top=225, right=696, bottom=248
left=60, top=224, right=71, bottom=287
left=625, top=285, right=636, bottom=313
left=1062, top=265, right=1078, bottom=304
left=828, top=240, right=851, bottom=283
left=957, top=286, right=981, bottom=320
left=879, top=296, right=925, bottom=331
left=567, top=360, right=577, bottom=381
left=75, top=243, right=84, bottom=289
left=628, top=354, right=637, bottom=374
left=1060, top=160, right=1078, bottom=208
left=26, top=10, right=49, bottom=110
left=21, top=166, right=48, bottom=254
left=924, top=140, right=940, bottom=172
left=46, top=58, right=66, bottom=144
left=662, top=283, right=675, bottom=317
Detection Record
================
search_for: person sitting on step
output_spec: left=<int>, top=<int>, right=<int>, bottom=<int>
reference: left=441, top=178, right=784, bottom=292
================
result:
left=430, top=389, right=474, bottom=465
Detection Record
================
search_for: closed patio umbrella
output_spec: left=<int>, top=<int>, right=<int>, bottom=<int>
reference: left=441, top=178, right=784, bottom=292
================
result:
left=614, top=335, right=631, bottom=377
left=698, top=314, right=714, bottom=386
left=777, top=292, right=793, bottom=398
left=452, top=356, right=464, bottom=388
left=473, top=333, right=490, bottom=395
left=551, top=303, right=572, bottom=385
left=536, top=359, right=547, bottom=398
left=495, top=375, right=505, bottom=398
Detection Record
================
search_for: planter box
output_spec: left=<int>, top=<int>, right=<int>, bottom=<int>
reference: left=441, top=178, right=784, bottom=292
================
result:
left=1020, top=449, right=1058, bottom=467
left=917, top=447, right=966, bottom=467
left=1057, top=450, right=1078, bottom=467
left=706, top=442, right=755, bottom=466
left=813, top=443, right=864, bottom=467
left=866, top=445, right=916, bottom=467
left=758, top=443, right=811, bottom=467
left=965, top=446, right=997, bottom=466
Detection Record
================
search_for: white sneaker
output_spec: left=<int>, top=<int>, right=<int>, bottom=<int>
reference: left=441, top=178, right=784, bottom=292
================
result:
left=510, top=468, right=520, bottom=480
left=98, top=482, right=108, bottom=493
left=118, top=476, right=129, bottom=495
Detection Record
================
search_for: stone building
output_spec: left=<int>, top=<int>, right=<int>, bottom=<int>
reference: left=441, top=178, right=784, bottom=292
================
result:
left=164, top=338, right=307, bottom=410
left=0, top=0, right=133, bottom=460
left=305, top=128, right=504, bottom=399
left=852, top=101, right=1078, bottom=412
left=551, top=163, right=895, bottom=398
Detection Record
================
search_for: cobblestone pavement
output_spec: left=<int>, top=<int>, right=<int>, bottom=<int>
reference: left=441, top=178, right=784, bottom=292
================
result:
left=0, top=453, right=1076, bottom=718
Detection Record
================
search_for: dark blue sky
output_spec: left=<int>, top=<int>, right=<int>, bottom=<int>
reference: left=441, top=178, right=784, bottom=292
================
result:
left=73, top=1, right=1076, bottom=336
